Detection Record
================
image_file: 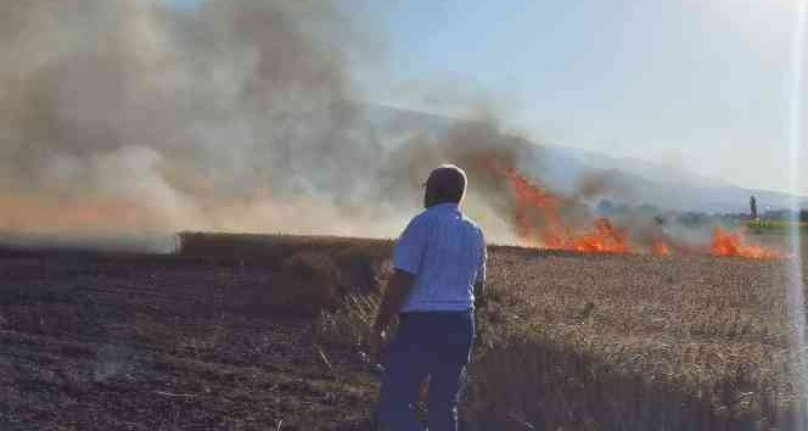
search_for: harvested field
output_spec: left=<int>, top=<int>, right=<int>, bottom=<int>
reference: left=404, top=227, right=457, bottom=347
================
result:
left=0, top=242, right=385, bottom=430
left=0, top=234, right=806, bottom=430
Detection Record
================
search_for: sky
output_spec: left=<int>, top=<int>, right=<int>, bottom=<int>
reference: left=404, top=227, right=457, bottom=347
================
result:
left=170, top=0, right=807, bottom=196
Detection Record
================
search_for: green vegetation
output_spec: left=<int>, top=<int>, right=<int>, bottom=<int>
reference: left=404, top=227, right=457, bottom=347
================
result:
left=746, top=219, right=808, bottom=235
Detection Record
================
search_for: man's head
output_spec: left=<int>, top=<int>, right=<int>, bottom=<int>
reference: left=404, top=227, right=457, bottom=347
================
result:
left=424, top=164, right=467, bottom=208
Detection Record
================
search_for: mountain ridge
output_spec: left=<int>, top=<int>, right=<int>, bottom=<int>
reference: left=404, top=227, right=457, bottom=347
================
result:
left=346, top=102, right=805, bottom=214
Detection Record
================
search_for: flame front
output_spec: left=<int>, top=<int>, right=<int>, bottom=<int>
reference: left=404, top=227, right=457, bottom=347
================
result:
left=480, top=154, right=780, bottom=259
left=485, top=157, right=633, bottom=254
left=711, top=227, right=781, bottom=259
left=650, top=240, right=671, bottom=256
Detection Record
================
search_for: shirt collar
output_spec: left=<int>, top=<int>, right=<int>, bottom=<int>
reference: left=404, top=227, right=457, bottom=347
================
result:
left=427, top=202, right=460, bottom=212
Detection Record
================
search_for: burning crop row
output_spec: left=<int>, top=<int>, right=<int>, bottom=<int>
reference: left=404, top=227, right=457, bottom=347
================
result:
left=710, top=227, right=781, bottom=259
left=479, top=154, right=782, bottom=259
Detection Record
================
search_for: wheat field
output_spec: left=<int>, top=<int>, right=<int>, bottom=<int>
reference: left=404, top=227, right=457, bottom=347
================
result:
left=0, top=234, right=806, bottom=429
left=321, top=238, right=808, bottom=430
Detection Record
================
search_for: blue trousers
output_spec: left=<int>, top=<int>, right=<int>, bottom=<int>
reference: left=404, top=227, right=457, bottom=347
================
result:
left=375, top=310, right=475, bottom=431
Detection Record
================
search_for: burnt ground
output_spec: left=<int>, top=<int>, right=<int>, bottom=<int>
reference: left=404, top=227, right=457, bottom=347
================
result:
left=0, top=249, right=379, bottom=430
left=0, top=233, right=803, bottom=430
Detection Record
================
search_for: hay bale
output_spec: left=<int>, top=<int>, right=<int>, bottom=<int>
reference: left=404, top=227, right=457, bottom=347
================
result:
left=223, top=252, right=338, bottom=316
left=277, top=252, right=339, bottom=315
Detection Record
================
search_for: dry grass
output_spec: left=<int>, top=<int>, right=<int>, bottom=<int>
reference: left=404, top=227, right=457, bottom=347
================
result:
left=319, top=242, right=807, bottom=430
left=2, top=233, right=806, bottom=429
left=464, top=249, right=804, bottom=429
left=316, top=294, right=380, bottom=348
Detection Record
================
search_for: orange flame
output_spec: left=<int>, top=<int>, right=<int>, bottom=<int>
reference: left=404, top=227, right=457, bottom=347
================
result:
left=561, top=218, right=630, bottom=253
left=480, top=154, right=781, bottom=259
left=0, top=194, right=149, bottom=233
left=483, top=156, right=631, bottom=254
left=650, top=239, right=671, bottom=256
left=711, top=227, right=781, bottom=259
left=506, top=167, right=564, bottom=246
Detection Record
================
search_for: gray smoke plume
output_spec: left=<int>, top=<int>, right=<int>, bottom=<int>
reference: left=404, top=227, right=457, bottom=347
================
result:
left=0, top=0, right=705, bottom=253
left=0, top=0, right=406, bottom=246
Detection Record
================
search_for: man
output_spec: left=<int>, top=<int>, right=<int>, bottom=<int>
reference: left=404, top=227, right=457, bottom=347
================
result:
left=370, top=164, right=487, bottom=431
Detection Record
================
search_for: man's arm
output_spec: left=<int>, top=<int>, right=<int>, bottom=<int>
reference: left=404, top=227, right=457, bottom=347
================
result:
left=375, top=215, right=425, bottom=332
left=372, top=269, right=416, bottom=333
left=473, top=280, right=486, bottom=309
left=370, top=215, right=424, bottom=362
left=369, top=269, right=415, bottom=363
left=474, top=230, right=487, bottom=309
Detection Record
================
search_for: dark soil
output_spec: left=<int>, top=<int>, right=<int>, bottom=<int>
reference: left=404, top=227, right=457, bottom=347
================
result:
left=0, top=246, right=380, bottom=430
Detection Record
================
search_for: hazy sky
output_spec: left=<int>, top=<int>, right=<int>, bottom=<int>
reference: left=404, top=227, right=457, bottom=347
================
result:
left=171, top=0, right=807, bottom=195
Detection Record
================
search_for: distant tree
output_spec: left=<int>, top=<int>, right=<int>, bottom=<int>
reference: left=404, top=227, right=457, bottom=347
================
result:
left=677, top=211, right=707, bottom=226
left=636, top=203, right=660, bottom=215
left=764, top=209, right=799, bottom=221
left=615, top=203, right=631, bottom=214
left=596, top=199, right=614, bottom=215
left=750, top=196, right=758, bottom=219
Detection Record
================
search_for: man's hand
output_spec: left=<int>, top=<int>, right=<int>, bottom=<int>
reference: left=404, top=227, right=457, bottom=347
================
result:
left=474, top=280, right=487, bottom=309
left=368, top=328, right=387, bottom=364
left=369, top=269, right=415, bottom=364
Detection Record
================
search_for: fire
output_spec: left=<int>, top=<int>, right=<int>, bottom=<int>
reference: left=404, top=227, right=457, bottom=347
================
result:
left=551, top=218, right=630, bottom=253
left=483, top=157, right=632, bottom=254
left=711, top=227, right=781, bottom=259
left=651, top=240, right=671, bottom=256
left=0, top=194, right=148, bottom=233
left=506, top=167, right=564, bottom=246
left=479, top=154, right=781, bottom=259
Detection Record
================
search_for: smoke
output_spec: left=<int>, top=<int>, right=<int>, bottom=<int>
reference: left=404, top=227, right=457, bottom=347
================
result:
left=0, top=0, right=571, bottom=251
left=0, top=0, right=403, bottom=247
left=0, top=0, right=747, bottom=254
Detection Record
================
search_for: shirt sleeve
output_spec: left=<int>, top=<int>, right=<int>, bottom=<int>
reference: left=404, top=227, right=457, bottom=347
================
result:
left=475, top=229, right=487, bottom=284
left=392, top=216, right=427, bottom=276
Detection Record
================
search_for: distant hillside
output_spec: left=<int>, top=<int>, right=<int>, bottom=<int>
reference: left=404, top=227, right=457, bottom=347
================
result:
left=345, top=102, right=805, bottom=214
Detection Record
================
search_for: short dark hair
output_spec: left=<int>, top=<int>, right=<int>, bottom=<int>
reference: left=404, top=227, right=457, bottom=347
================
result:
left=426, top=164, right=467, bottom=204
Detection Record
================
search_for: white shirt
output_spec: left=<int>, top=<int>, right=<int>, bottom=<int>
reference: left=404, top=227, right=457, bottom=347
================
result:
left=393, top=202, right=486, bottom=312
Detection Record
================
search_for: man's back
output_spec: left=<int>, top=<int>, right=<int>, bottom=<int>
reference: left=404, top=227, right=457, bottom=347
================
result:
left=394, top=202, right=485, bottom=313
